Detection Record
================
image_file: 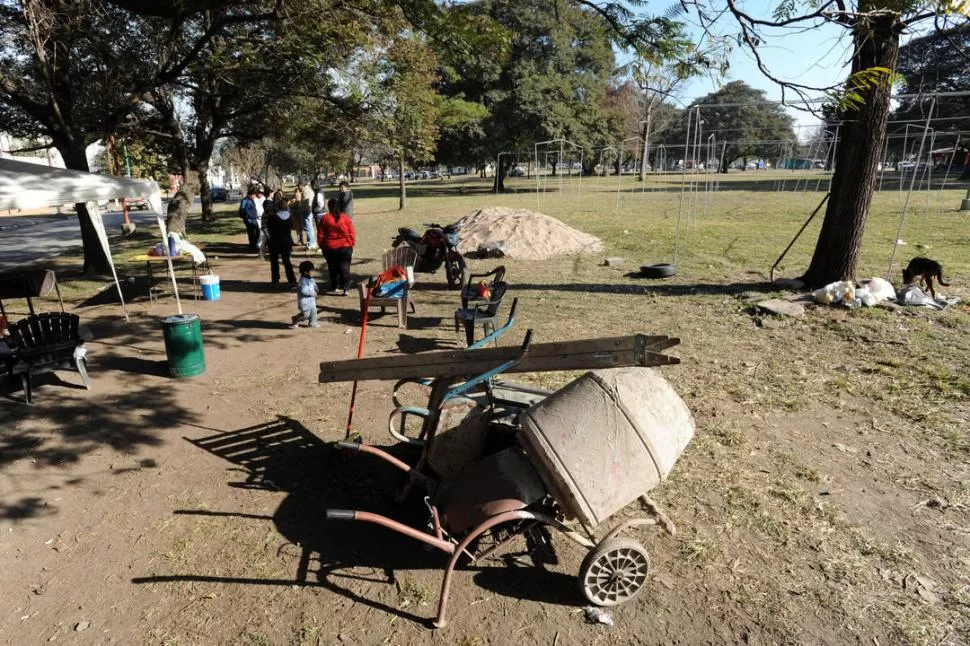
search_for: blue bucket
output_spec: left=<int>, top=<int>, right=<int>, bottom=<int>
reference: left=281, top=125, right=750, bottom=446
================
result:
left=200, top=274, right=221, bottom=301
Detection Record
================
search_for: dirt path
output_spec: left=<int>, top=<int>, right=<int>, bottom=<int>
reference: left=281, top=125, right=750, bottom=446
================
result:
left=1, top=219, right=968, bottom=645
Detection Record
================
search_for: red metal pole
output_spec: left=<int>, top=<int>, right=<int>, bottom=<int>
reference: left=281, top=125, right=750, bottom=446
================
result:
left=345, top=289, right=371, bottom=439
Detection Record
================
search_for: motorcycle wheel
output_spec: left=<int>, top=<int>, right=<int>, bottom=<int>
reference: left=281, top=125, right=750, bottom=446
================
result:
left=445, top=253, right=465, bottom=289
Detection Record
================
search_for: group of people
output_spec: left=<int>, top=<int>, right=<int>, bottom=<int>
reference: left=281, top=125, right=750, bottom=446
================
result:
left=239, top=181, right=357, bottom=312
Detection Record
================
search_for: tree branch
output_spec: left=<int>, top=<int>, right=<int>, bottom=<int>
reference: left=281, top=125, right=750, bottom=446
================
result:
left=4, top=141, right=54, bottom=154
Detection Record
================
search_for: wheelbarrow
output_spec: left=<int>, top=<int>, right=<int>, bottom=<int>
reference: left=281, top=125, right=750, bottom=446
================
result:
left=322, top=332, right=694, bottom=627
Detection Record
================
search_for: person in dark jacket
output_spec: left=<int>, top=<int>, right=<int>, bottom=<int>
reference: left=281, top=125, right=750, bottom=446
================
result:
left=317, top=198, right=356, bottom=294
left=240, top=188, right=259, bottom=251
left=336, top=180, right=354, bottom=219
left=263, top=194, right=296, bottom=286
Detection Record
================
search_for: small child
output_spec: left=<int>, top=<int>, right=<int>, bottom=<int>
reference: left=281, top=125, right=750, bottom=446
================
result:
left=291, top=260, right=319, bottom=328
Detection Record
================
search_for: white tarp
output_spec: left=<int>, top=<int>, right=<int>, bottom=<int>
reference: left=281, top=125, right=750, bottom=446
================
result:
left=86, top=201, right=130, bottom=321
left=0, top=157, right=162, bottom=214
left=0, top=156, right=166, bottom=323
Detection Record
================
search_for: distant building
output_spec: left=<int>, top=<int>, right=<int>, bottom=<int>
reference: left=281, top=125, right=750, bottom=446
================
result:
left=0, top=133, right=102, bottom=170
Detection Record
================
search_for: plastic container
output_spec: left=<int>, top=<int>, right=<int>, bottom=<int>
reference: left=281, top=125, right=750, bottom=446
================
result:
left=160, top=313, right=206, bottom=378
left=199, top=274, right=221, bottom=301
left=519, top=368, right=694, bottom=530
left=167, top=234, right=178, bottom=257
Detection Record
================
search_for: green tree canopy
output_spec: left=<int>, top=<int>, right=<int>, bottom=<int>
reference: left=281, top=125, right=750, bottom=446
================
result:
left=662, top=81, right=795, bottom=172
left=894, top=22, right=970, bottom=154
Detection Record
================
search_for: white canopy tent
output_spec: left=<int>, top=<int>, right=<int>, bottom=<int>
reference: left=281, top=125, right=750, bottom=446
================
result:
left=0, top=157, right=175, bottom=321
left=0, top=157, right=163, bottom=212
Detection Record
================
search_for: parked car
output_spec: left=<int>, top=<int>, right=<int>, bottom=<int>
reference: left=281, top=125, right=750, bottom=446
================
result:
left=210, top=187, right=228, bottom=202
left=125, top=196, right=148, bottom=210
left=508, top=166, right=526, bottom=177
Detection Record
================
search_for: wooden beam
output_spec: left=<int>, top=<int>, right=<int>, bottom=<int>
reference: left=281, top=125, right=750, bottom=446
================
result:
left=319, top=335, right=681, bottom=384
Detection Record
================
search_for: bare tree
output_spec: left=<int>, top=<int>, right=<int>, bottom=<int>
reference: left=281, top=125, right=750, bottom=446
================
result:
left=687, top=0, right=969, bottom=286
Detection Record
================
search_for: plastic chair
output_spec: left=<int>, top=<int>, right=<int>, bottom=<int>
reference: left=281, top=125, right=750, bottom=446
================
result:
left=460, top=265, right=506, bottom=309
left=383, top=246, right=418, bottom=275
left=358, top=266, right=416, bottom=329
left=454, top=281, right=508, bottom=347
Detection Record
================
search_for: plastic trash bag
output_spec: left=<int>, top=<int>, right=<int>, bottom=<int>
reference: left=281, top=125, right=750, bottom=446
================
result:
left=866, top=277, right=896, bottom=303
left=813, top=280, right=855, bottom=305
left=897, top=284, right=944, bottom=310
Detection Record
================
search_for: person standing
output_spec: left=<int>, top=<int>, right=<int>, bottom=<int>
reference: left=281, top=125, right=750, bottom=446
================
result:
left=317, top=198, right=356, bottom=295
left=291, top=186, right=305, bottom=245
left=336, top=180, right=354, bottom=219
left=310, top=181, right=327, bottom=227
left=253, top=188, right=266, bottom=224
left=239, top=188, right=260, bottom=252
left=291, top=260, right=319, bottom=328
left=264, top=194, right=296, bottom=287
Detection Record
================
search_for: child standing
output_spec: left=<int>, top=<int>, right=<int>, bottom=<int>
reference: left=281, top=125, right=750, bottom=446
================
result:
left=291, top=260, right=320, bottom=328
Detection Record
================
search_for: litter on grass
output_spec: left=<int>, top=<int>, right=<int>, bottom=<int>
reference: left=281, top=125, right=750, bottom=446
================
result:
left=583, top=606, right=614, bottom=626
left=813, top=277, right=896, bottom=308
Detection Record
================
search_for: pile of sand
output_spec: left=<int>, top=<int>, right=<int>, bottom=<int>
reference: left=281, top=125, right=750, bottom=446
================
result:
left=456, top=207, right=603, bottom=260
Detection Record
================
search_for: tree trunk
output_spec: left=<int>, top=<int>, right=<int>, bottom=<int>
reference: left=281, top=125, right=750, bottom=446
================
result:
left=54, top=141, right=113, bottom=276
left=638, top=111, right=650, bottom=182
left=197, top=158, right=214, bottom=221
left=801, top=14, right=902, bottom=287
left=495, top=157, right=509, bottom=193
left=398, top=155, right=406, bottom=210
left=165, top=192, right=192, bottom=235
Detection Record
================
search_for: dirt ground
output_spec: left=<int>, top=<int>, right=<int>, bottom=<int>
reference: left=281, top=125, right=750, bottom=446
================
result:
left=2, top=204, right=969, bottom=645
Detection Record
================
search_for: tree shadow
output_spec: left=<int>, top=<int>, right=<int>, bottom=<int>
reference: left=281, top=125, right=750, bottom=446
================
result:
left=94, top=354, right=169, bottom=378
left=0, top=313, right=198, bottom=520
left=510, top=280, right=783, bottom=298
left=394, top=334, right=458, bottom=354
left=196, top=241, right=253, bottom=257
left=218, top=278, right=292, bottom=295
left=132, top=416, right=578, bottom=626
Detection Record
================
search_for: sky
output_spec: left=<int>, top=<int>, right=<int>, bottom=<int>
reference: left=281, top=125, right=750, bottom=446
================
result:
left=668, top=0, right=854, bottom=131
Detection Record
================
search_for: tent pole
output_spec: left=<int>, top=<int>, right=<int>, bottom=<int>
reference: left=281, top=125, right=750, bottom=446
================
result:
left=88, top=202, right=129, bottom=322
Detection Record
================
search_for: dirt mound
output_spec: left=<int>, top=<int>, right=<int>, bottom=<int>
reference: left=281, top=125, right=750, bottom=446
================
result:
left=456, top=207, right=603, bottom=260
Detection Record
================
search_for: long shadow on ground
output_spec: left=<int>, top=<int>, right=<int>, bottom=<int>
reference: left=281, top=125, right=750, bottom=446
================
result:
left=508, top=279, right=784, bottom=297
left=0, top=313, right=199, bottom=521
left=132, top=416, right=581, bottom=626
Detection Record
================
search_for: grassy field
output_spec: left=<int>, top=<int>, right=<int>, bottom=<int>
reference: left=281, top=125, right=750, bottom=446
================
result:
left=6, top=170, right=970, bottom=644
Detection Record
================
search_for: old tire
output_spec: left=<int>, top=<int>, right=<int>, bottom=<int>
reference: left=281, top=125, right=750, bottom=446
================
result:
left=640, top=263, right=676, bottom=279
left=579, top=538, right=651, bottom=607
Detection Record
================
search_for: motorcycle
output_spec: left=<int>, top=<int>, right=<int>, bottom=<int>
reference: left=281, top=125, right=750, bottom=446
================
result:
left=391, top=222, right=466, bottom=289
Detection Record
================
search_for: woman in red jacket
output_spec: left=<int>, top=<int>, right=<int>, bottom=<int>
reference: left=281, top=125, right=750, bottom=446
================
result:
left=316, top=198, right=356, bottom=295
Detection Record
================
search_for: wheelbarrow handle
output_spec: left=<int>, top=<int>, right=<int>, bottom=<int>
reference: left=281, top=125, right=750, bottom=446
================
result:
left=520, top=329, right=534, bottom=354
left=326, top=509, right=357, bottom=521
left=335, top=440, right=362, bottom=452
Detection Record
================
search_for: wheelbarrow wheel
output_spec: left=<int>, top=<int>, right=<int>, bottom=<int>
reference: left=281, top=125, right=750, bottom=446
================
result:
left=578, top=537, right=651, bottom=606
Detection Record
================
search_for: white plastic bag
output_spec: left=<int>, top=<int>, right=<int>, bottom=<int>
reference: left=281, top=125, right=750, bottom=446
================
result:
left=813, top=280, right=855, bottom=305
left=866, top=277, right=896, bottom=303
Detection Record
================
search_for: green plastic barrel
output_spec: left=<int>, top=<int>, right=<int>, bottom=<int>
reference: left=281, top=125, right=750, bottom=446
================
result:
left=161, top=313, right=206, bottom=378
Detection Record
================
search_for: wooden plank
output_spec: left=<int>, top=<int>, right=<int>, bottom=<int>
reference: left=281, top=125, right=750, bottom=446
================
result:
left=322, top=335, right=646, bottom=374
left=319, top=334, right=680, bottom=383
